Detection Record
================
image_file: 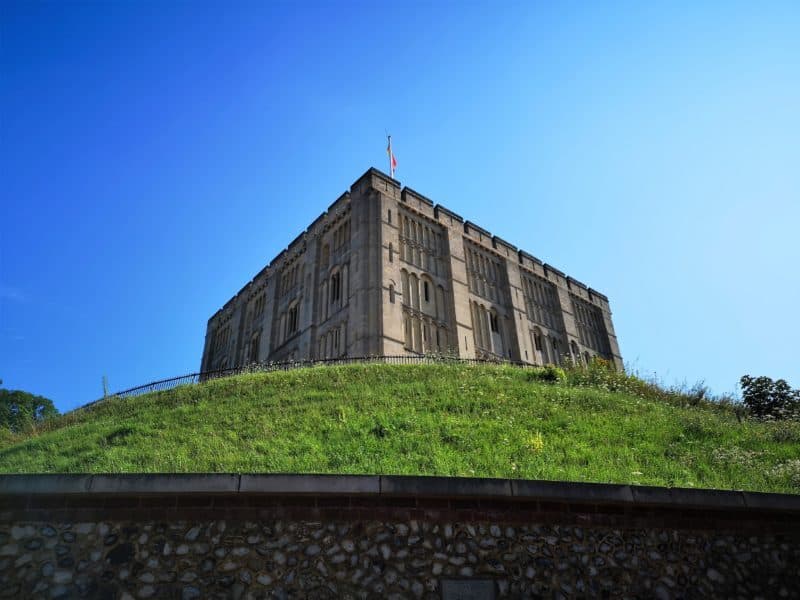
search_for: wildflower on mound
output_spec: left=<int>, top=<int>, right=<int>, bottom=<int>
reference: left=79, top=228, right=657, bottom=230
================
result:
left=769, top=459, right=800, bottom=488
left=527, top=431, right=545, bottom=453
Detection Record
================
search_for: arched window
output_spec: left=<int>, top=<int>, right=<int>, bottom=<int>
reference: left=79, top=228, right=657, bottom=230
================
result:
left=571, top=340, right=580, bottom=362
left=389, top=284, right=396, bottom=304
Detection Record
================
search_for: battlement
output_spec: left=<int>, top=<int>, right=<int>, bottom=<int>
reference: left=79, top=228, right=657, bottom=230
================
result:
left=518, top=250, right=543, bottom=266
left=434, top=204, right=464, bottom=223
left=492, top=236, right=517, bottom=257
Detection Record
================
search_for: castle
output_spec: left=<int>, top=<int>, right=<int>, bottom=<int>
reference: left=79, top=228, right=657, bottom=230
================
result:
left=201, top=167, right=622, bottom=371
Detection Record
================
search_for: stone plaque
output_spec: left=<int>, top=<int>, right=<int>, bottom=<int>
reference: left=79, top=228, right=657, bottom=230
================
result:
left=441, top=579, right=496, bottom=600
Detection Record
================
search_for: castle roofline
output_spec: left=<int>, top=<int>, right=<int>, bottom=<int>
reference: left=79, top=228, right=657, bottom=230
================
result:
left=492, top=235, right=517, bottom=253
left=434, top=204, right=464, bottom=223
left=544, top=264, right=566, bottom=279
left=351, top=167, right=400, bottom=191
left=518, top=250, right=543, bottom=266
left=567, top=276, right=588, bottom=292
left=402, top=187, right=434, bottom=207
left=464, top=220, right=492, bottom=239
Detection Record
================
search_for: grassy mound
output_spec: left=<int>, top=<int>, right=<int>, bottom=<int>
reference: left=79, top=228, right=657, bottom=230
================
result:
left=1, top=363, right=798, bottom=493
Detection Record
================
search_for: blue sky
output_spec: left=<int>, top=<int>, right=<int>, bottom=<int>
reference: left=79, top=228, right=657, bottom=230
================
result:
left=1, top=1, right=798, bottom=412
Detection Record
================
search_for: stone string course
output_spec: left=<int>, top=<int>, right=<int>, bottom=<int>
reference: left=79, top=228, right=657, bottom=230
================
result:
left=1, top=517, right=798, bottom=599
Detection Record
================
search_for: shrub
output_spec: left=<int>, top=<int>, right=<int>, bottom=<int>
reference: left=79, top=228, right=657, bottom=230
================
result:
left=564, top=357, right=653, bottom=397
left=541, top=365, right=566, bottom=383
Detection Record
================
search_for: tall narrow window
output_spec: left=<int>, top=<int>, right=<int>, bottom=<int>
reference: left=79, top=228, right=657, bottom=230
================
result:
left=389, top=284, right=395, bottom=304
left=490, top=312, right=499, bottom=333
left=288, top=304, right=298, bottom=336
left=250, top=332, right=260, bottom=363
left=330, top=272, right=341, bottom=305
left=321, top=244, right=330, bottom=268
left=423, top=281, right=430, bottom=302
left=388, top=209, right=392, bottom=224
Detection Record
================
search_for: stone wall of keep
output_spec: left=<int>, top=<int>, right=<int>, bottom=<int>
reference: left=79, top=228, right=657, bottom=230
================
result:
left=1, top=475, right=798, bottom=599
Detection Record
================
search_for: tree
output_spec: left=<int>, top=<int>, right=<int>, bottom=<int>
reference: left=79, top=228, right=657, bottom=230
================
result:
left=740, top=375, right=800, bottom=420
left=0, top=388, right=59, bottom=433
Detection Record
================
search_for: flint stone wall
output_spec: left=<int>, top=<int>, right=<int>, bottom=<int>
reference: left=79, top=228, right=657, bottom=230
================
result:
left=1, top=475, right=798, bottom=599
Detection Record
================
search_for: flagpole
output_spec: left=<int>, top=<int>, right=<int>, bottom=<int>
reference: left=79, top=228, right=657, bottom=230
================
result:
left=388, top=135, right=393, bottom=178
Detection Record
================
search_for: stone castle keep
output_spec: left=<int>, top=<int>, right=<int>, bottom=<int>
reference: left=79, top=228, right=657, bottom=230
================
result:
left=201, top=167, right=622, bottom=372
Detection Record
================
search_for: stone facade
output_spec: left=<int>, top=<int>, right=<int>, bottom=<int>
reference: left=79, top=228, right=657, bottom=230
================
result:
left=2, top=475, right=798, bottom=598
left=200, top=167, right=623, bottom=372
left=3, top=517, right=798, bottom=599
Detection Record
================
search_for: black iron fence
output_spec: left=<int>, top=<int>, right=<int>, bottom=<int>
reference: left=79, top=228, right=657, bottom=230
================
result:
left=76, top=354, right=529, bottom=412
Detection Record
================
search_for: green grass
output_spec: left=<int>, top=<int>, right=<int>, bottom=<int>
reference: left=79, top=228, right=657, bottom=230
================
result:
left=1, top=363, right=798, bottom=493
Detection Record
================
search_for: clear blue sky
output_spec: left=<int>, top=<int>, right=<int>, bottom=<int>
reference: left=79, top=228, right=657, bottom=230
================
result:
left=1, top=1, right=798, bottom=412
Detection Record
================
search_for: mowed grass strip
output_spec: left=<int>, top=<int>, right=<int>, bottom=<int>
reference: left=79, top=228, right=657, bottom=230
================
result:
left=1, top=364, right=798, bottom=494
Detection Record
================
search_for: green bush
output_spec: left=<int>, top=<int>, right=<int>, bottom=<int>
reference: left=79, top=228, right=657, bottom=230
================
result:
left=525, top=365, right=566, bottom=383
left=541, top=365, right=566, bottom=383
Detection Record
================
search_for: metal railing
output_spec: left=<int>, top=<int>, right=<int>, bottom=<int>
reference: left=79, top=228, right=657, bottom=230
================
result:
left=76, top=354, right=528, bottom=412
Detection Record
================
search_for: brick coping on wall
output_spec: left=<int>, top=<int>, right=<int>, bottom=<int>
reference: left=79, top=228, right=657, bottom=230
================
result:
left=1, top=475, right=798, bottom=534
